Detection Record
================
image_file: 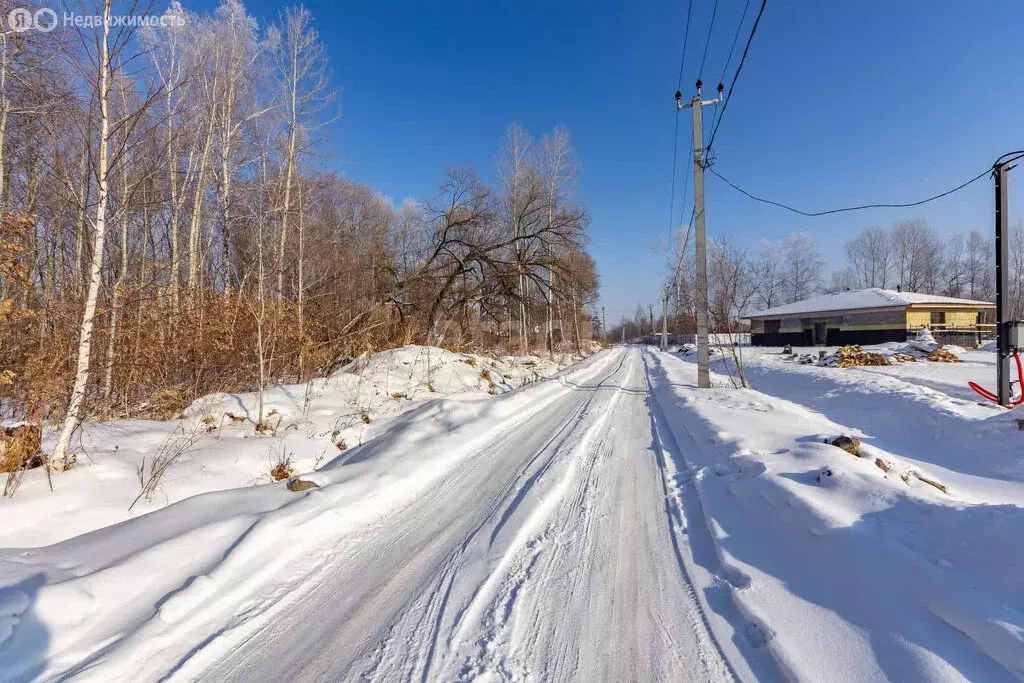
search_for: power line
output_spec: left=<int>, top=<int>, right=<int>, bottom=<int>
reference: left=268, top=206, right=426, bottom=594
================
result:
left=676, top=0, right=694, bottom=89
left=698, top=0, right=721, bottom=78
left=668, top=0, right=695, bottom=235
left=708, top=165, right=991, bottom=217
left=995, top=150, right=1024, bottom=167
left=704, top=0, right=767, bottom=161
left=709, top=0, right=751, bottom=142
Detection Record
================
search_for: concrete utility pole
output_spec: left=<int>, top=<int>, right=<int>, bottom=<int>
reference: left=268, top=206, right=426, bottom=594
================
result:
left=661, top=290, right=669, bottom=351
left=649, top=304, right=655, bottom=341
left=677, top=80, right=723, bottom=388
left=602, top=306, right=607, bottom=343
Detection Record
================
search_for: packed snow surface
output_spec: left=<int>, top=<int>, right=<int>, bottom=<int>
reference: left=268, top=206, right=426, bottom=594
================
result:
left=1, top=345, right=1022, bottom=682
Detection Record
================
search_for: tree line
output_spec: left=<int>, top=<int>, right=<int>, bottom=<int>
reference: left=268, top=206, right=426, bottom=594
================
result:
left=611, top=217, right=1024, bottom=341
left=0, top=0, right=598, bottom=471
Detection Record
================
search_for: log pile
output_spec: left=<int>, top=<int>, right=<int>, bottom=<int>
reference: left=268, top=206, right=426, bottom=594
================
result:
left=927, top=348, right=963, bottom=363
left=820, top=345, right=890, bottom=368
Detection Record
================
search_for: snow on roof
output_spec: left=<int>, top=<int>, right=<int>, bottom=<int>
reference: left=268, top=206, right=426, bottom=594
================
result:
left=745, top=288, right=994, bottom=319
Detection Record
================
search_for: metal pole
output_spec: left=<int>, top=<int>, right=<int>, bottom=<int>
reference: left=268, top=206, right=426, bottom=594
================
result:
left=692, top=90, right=711, bottom=388
left=995, top=163, right=1011, bottom=406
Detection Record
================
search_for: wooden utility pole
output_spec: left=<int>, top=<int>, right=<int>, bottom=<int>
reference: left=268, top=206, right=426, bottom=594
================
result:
left=677, top=80, right=723, bottom=388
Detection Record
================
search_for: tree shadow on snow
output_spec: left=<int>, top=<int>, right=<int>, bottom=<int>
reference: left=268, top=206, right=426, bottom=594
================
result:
left=0, top=573, right=49, bottom=683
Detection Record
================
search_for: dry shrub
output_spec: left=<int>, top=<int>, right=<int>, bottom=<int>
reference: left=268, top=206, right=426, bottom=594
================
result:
left=0, top=424, right=42, bottom=473
left=138, top=387, right=190, bottom=420
left=481, top=368, right=497, bottom=394
left=270, top=459, right=294, bottom=481
left=269, top=446, right=294, bottom=481
left=131, top=426, right=206, bottom=510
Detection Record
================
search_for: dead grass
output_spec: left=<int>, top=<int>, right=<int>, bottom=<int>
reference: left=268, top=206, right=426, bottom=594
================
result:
left=481, top=368, right=497, bottom=395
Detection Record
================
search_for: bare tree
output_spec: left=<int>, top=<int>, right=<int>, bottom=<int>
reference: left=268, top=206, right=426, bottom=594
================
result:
left=964, top=229, right=994, bottom=300
left=1009, top=220, right=1024, bottom=318
left=782, top=232, right=822, bottom=303
left=539, top=126, right=578, bottom=354
left=496, top=123, right=537, bottom=353
left=844, top=225, right=891, bottom=289
left=751, top=239, right=783, bottom=309
left=890, top=219, right=942, bottom=293
left=942, top=232, right=966, bottom=296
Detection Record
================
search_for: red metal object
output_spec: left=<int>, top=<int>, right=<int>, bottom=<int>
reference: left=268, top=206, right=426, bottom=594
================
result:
left=969, top=351, right=1024, bottom=407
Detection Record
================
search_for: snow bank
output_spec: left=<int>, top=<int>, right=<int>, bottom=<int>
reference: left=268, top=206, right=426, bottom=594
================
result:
left=0, top=349, right=609, bottom=681
left=0, top=346, right=586, bottom=549
left=650, top=348, right=1024, bottom=681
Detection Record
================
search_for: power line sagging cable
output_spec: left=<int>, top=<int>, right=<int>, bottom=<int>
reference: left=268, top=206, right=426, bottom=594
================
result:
left=708, top=166, right=991, bottom=217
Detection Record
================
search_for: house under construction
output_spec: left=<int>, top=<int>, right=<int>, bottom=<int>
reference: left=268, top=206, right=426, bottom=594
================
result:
left=746, top=288, right=995, bottom=347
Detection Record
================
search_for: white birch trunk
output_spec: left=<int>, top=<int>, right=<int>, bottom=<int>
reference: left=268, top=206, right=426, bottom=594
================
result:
left=51, top=1, right=112, bottom=470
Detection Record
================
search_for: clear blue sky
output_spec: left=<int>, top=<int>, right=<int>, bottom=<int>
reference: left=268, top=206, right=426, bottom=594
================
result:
left=230, top=0, right=1024, bottom=325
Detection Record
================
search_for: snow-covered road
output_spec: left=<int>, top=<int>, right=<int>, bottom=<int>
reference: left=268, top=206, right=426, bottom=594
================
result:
left=6, top=345, right=1020, bottom=681
left=179, top=346, right=742, bottom=682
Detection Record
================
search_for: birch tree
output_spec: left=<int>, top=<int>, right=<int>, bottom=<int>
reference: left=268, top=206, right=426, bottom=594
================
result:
left=271, top=6, right=334, bottom=302
left=51, top=0, right=116, bottom=470
left=540, top=126, right=578, bottom=353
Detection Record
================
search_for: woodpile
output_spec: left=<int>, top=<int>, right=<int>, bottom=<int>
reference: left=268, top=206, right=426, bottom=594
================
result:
left=821, top=345, right=890, bottom=368
left=927, top=348, right=963, bottom=363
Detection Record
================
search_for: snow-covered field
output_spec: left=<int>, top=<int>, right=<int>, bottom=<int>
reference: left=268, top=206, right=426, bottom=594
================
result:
left=1, top=344, right=1022, bottom=682
left=660, top=344, right=1024, bottom=680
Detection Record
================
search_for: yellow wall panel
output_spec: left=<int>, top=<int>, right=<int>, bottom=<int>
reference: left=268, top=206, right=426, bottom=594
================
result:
left=907, top=311, right=930, bottom=329
left=946, top=310, right=977, bottom=327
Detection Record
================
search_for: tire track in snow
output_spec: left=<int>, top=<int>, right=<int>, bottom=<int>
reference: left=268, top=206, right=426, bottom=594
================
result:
left=435, top=356, right=632, bottom=679
left=111, top=350, right=631, bottom=683
left=116, top=347, right=750, bottom=682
